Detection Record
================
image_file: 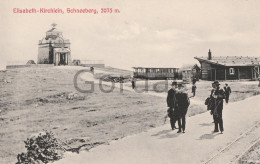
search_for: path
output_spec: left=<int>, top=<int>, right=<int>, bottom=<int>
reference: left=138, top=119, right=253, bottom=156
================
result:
left=55, top=66, right=204, bottom=105
left=76, top=69, right=204, bottom=105
left=54, top=93, right=260, bottom=164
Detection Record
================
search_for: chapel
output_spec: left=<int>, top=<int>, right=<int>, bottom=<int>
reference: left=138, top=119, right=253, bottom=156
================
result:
left=38, top=23, right=71, bottom=65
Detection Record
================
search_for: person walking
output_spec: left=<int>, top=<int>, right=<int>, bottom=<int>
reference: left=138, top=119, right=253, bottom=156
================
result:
left=90, top=66, right=94, bottom=73
left=131, top=78, right=136, bottom=89
left=210, top=81, right=225, bottom=134
left=191, top=84, right=196, bottom=97
left=192, top=77, right=197, bottom=85
left=166, top=81, right=178, bottom=130
left=224, top=83, right=231, bottom=104
left=175, top=82, right=190, bottom=133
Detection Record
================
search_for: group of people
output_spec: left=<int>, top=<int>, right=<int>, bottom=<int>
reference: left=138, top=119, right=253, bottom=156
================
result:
left=167, top=80, right=231, bottom=134
left=166, top=81, right=190, bottom=133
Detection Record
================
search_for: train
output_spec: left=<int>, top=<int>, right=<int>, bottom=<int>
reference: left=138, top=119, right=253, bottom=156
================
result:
left=133, top=67, right=180, bottom=80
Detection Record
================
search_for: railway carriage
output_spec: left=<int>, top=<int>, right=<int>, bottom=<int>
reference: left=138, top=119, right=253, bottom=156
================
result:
left=133, top=67, right=179, bottom=80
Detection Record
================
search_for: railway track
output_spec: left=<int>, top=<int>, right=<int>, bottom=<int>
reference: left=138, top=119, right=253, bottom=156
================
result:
left=204, top=121, right=260, bottom=164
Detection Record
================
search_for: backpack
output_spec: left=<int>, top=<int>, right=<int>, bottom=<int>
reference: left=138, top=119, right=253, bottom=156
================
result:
left=205, top=97, right=210, bottom=105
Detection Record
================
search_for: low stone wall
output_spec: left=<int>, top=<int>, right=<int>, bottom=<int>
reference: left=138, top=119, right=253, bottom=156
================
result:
left=6, top=65, right=30, bottom=69
left=80, top=64, right=105, bottom=68
left=6, top=64, right=54, bottom=69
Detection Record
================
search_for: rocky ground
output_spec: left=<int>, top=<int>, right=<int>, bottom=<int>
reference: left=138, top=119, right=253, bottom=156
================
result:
left=238, top=140, right=260, bottom=164
left=0, top=66, right=259, bottom=163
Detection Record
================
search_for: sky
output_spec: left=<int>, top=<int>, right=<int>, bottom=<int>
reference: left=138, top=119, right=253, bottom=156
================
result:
left=0, top=0, right=260, bottom=70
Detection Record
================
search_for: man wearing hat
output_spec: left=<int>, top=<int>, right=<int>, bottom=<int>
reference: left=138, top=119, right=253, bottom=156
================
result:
left=210, top=81, right=225, bottom=133
left=175, top=82, right=190, bottom=133
left=166, top=81, right=178, bottom=130
left=131, top=78, right=136, bottom=89
left=224, top=83, right=231, bottom=104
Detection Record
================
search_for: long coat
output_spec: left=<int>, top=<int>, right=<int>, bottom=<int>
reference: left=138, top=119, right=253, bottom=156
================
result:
left=224, top=86, right=231, bottom=95
left=167, top=88, right=177, bottom=108
left=210, top=87, right=225, bottom=114
left=174, top=91, right=190, bottom=118
left=192, top=85, right=196, bottom=93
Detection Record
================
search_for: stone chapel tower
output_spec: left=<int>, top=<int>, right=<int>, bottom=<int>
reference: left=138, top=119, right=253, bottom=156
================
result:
left=38, top=23, right=71, bottom=65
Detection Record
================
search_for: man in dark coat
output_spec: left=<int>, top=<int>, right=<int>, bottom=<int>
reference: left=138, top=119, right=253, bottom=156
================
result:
left=192, top=77, right=197, bottom=85
left=167, top=81, right=178, bottom=130
left=175, top=83, right=190, bottom=133
left=90, top=66, right=94, bottom=73
left=192, top=84, right=196, bottom=97
left=224, top=83, right=231, bottom=104
left=131, top=78, right=136, bottom=89
left=210, top=81, right=225, bottom=133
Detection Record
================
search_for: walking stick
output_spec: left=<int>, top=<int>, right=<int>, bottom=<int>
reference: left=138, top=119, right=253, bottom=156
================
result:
left=163, top=114, right=168, bottom=124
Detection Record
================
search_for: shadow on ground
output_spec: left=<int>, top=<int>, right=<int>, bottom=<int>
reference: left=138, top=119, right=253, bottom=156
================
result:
left=199, top=123, right=214, bottom=127
left=198, top=133, right=221, bottom=140
left=151, top=130, right=172, bottom=137
left=151, top=129, right=182, bottom=139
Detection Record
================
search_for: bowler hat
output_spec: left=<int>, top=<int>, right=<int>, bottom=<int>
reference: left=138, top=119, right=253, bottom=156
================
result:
left=178, top=83, right=184, bottom=87
left=171, top=81, right=177, bottom=86
left=212, top=81, right=220, bottom=85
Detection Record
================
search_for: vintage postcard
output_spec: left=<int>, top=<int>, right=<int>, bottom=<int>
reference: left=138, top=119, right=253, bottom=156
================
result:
left=0, top=0, right=260, bottom=163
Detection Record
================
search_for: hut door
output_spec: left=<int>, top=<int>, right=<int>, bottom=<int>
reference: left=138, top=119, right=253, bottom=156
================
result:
left=254, top=66, right=259, bottom=75
left=211, top=69, right=216, bottom=81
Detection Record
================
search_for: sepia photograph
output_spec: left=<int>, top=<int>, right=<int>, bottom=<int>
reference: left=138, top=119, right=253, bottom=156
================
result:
left=0, top=0, right=260, bottom=163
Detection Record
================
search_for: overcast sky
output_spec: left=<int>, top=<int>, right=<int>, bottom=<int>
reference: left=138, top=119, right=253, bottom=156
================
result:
left=1, top=0, right=260, bottom=70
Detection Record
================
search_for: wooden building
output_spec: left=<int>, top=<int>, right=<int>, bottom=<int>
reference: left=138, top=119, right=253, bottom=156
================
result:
left=133, top=67, right=179, bottom=80
left=194, top=50, right=260, bottom=81
left=180, top=64, right=201, bottom=82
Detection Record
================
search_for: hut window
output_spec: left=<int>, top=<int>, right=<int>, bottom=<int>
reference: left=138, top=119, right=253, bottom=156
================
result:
left=229, top=68, right=235, bottom=75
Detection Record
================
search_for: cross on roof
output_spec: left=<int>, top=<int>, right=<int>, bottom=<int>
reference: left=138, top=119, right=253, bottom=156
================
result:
left=51, top=23, right=57, bottom=28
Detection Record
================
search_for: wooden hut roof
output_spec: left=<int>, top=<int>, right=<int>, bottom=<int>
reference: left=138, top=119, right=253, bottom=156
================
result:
left=180, top=64, right=200, bottom=71
left=194, top=56, right=260, bottom=66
